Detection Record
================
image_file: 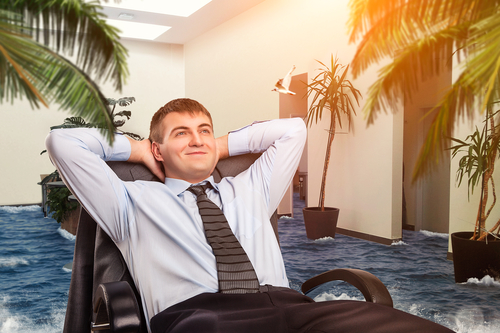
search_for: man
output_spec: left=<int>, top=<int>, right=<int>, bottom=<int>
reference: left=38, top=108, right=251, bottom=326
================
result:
left=47, top=98, right=452, bottom=333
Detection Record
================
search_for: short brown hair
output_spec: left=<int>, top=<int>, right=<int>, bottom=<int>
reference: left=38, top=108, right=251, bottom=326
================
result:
left=149, top=98, right=213, bottom=143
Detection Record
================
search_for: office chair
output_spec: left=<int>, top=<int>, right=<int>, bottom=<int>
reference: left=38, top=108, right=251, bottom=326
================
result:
left=62, top=154, right=392, bottom=333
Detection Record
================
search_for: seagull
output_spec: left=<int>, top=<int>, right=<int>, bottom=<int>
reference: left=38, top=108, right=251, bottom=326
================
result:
left=272, top=65, right=296, bottom=95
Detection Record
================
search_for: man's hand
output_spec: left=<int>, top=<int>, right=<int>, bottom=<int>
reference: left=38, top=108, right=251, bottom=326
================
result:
left=216, top=134, right=229, bottom=162
left=127, top=137, right=166, bottom=181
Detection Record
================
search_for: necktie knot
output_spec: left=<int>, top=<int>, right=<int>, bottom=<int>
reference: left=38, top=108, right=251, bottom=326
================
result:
left=187, top=183, right=211, bottom=198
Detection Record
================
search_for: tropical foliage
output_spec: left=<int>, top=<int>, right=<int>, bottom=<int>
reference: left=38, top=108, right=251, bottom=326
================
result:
left=306, top=55, right=361, bottom=210
left=46, top=172, right=78, bottom=224
left=50, top=97, right=142, bottom=138
left=449, top=106, right=500, bottom=240
left=0, top=0, right=129, bottom=143
left=347, top=0, right=500, bottom=179
left=40, top=95, right=141, bottom=223
left=106, top=96, right=143, bottom=140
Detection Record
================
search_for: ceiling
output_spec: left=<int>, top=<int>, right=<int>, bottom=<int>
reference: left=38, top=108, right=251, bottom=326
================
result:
left=98, top=0, right=267, bottom=44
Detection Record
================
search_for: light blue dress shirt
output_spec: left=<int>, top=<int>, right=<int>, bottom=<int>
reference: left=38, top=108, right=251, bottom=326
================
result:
left=46, top=118, right=307, bottom=329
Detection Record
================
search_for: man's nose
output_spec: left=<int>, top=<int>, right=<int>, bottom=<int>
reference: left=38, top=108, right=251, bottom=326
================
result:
left=189, top=133, right=203, bottom=146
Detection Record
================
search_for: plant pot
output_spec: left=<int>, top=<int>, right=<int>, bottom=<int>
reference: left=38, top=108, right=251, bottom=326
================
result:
left=302, top=207, right=339, bottom=240
left=451, top=231, right=500, bottom=283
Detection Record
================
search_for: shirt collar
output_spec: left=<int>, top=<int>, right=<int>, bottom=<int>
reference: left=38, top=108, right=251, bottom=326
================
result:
left=165, top=176, right=218, bottom=196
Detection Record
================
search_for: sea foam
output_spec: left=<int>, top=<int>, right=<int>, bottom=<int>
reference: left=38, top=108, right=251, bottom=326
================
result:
left=313, top=291, right=364, bottom=302
left=0, top=257, right=29, bottom=268
left=420, top=230, right=449, bottom=239
left=391, top=240, right=408, bottom=246
left=57, top=227, right=76, bottom=241
left=0, top=205, right=41, bottom=214
left=464, top=275, right=500, bottom=287
left=0, top=295, right=66, bottom=333
left=313, top=236, right=335, bottom=243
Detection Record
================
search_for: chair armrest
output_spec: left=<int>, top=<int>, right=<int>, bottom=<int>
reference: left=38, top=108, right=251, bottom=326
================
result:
left=301, top=268, right=393, bottom=308
left=92, top=281, right=142, bottom=333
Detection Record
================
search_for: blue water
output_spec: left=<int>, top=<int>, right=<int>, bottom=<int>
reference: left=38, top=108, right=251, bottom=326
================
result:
left=0, top=205, right=74, bottom=332
left=1, top=197, right=500, bottom=332
left=279, top=195, right=500, bottom=333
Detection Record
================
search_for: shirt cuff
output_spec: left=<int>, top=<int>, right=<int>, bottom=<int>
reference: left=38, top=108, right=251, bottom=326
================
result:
left=107, top=133, right=132, bottom=161
left=228, top=125, right=250, bottom=156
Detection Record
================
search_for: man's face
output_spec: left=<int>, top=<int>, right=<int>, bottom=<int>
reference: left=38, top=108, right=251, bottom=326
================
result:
left=152, top=111, right=217, bottom=184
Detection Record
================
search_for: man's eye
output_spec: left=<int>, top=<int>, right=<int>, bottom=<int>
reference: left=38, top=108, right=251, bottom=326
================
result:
left=176, top=132, right=186, bottom=136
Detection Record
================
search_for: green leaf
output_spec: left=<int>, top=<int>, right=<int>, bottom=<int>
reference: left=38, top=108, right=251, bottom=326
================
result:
left=0, top=1, right=130, bottom=143
left=348, top=0, right=500, bottom=181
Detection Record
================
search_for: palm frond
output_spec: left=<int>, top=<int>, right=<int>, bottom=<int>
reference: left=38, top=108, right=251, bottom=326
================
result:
left=411, top=14, right=500, bottom=179
left=348, top=0, right=484, bottom=78
left=357, top=21, right=473, bottom=136
left=0, top=9, right=47, bottom=107
left=412, top=69, right=477, bottom=180
left=0, top=1, right=130, bottom=142
left=348, top=0, right=500, bottom=180
left=0, top=15, right=114, bottom=141
left=42, top=51, right=115, bottom=139
left=462, top=13, right=500, bottom=110
left=2, top=0, right=129, bottom=91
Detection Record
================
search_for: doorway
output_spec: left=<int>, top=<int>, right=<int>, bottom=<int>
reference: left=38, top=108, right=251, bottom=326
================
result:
left=403, top=106, right=451, bottom=233
left=278, top=72, right=308, bottom=217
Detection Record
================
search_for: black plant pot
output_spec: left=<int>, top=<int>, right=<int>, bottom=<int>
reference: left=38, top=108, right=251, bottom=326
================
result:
left=302, top=207, right=339, bottom=240
left=451, top=231, right=500, bottom=283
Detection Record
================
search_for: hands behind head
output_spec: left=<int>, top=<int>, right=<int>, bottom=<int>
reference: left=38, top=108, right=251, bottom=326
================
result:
left=215, top=134, right=229, bottom=162
left=128, top=134, right=228, bottom=182
left=127, top=137, right=166, bottom=181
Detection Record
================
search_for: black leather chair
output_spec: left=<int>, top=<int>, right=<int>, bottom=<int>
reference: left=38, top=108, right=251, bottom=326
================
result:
left=63, top=154, right=392, bottom=333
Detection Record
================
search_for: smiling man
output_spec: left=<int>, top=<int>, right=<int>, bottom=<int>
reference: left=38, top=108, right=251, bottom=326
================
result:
left=46, top=98, right=453, bottom=333
left=150, top=101, right=222, bottom=183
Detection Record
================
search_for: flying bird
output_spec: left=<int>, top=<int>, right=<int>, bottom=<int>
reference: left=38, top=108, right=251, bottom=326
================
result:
left=272, top=65, right=296, bottom=95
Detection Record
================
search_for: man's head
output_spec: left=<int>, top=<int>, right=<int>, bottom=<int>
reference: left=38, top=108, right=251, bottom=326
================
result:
left=150, top=99, right=217, bottom=183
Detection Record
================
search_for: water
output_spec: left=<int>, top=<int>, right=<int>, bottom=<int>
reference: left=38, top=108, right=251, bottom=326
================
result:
left=1, top=200, right=500, bottom=333
left=279, top=195, right=500, bottom=333
left=0, top=205, right=74, bottom=333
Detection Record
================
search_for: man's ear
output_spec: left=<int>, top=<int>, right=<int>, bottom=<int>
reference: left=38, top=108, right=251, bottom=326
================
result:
left=151, top=142, right=164, bottom=162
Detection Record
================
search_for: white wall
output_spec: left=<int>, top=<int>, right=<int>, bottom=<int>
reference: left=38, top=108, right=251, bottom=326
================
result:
left=184, top=0, right=403, bottom=241
left=0, top=40, right=184, bottom=205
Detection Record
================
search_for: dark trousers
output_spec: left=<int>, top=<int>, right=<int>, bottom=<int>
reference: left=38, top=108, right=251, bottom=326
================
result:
left=150, top=286, right=454, bottom=333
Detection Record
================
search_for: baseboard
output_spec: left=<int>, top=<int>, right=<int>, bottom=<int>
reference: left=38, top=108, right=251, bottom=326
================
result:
left=402, top=223, right=415, bottom=231
left=0, top=203, right=42, bottom=207
left=336, top=227, right=401, bottom=246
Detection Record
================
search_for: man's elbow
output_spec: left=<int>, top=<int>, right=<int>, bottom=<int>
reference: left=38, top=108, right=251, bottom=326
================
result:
left=45, top=130, right=70, bottom=162
left=291, top=118, right=307, bottom=143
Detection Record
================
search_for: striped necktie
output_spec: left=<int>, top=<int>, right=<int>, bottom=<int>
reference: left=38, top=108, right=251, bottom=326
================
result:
left=188, top=183, right=260, bottom=294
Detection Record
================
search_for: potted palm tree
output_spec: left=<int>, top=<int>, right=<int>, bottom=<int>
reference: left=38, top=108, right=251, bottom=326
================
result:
left=449, top=105, right=500, bottom=282
left=303, top=55, right=361, bottom=239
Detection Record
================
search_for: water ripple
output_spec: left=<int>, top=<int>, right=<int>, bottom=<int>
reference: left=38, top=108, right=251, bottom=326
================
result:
left=279, top=195, right=500, bottom=333
left=2, top=196, right=500, bottom=332
left=0, top=207, right=73, bottom=333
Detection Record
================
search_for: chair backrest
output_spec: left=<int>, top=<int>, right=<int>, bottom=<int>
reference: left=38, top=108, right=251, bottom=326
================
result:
left=63, top=154, right=277, bottom=333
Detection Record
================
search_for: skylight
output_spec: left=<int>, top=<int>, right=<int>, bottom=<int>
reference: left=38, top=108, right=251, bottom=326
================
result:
left=101, top=0, right=212, bottom=17
left=107, top=19, right=171, bottom=40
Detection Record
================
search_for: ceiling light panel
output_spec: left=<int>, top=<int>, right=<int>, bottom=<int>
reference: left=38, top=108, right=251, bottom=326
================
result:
left=107, top=19, right=171, bottom=40
left=100, top=0, right=212, bottom=17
